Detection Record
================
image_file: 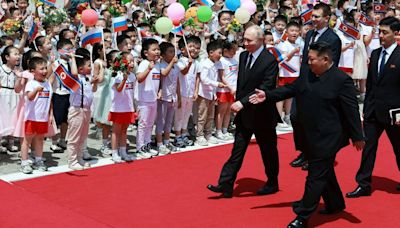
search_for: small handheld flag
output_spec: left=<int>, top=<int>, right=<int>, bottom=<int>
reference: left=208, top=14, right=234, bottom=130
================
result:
left=280, top=61, right=298, bottom=74
left=53, top=63, right=81, bottom=93
left=40, top=0, right=56, bottom=7
left=112, top=16, right=128, bottom=33
left=280, top=31, right=288, bottom=42
left=172, top=24, right=184, bottom=36
left=301, top=9, right=313, bottom=25
left=359, top=13, right=374, bottom=26
left=374, top=3, right=386, bottom=14
left=28, top=21, right=39, bottom=42
left=137, top=27, right=152, bottom=41
left=268, top=47, right=285, bottom=63
left=81, top=28, right=103, bottom=48
left=339, top=22, right=360, bottom=40
left=196, top=0, right=214, bottom=7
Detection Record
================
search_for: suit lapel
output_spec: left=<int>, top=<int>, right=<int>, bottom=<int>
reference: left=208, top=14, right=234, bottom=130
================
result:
left=378, top=45, right=400, bottom=83
left=240, top=49, right=266, bottom=90
left=238, top=52, right=249, bottom=90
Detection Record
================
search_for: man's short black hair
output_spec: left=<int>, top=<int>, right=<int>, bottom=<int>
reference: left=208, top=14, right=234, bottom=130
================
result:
left=309, top=41, right=333, bottom=60
left=379, top=16, right=400, bottom=32
left=314, top=3, right=331, bottom=17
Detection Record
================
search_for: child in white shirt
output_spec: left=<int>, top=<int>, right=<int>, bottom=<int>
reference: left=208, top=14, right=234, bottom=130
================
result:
left=21, top=57, right=53, bottom=174
left=195, top=41, right=226, bottom=146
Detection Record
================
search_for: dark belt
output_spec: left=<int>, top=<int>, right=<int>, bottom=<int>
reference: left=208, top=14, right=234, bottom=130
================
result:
left=1, top=86, right=14, bottom=90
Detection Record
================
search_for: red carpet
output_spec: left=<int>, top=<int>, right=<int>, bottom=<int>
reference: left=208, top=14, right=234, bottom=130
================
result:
left=1, top=133, right=399, bottom=227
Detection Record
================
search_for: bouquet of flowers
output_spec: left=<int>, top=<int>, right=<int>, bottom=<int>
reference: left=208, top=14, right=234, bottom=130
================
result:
left=0, top=19, right=22, bottom=36
left=227, top=18, right=243, bottom=33
left=108, top=4, right=126, bottom=17
left=42, top=7, right=68, bottom=26
left=111, top=54, right=131, bottom=76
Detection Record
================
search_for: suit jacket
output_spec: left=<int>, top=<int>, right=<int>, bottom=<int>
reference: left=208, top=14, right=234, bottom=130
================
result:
left=235, top=48, right=279, bottom=129
left=266, top=66, right=364, bottom=159
left=364, top=45, right=400, bottom=124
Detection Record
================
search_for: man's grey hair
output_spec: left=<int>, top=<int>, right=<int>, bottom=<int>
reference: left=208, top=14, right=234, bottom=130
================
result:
left=246, top=25, right=264, bottom=39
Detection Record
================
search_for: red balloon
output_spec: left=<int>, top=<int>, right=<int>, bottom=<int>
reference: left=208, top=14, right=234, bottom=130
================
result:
left=173, top=19, right=181, bottom=26
left=81, top=9, right=99, bottom=26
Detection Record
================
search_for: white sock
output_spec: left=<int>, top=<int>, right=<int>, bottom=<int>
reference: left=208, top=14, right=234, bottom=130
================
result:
left=21, top=160, right=30, bottom=166
left=102, top=139, right=108, bottom=146
left=35, top=156, right=42, bottom=162
left=163, top=139, right=169, bottom=145
left=119, top=147, right=127, bottom=156
left=222, top=128, right=228, bottom=134
left=157, top=142, right=163, bottom=147
left=112, top=149, right=118, bottom=156
left=217, top=130, right=222, bottom=135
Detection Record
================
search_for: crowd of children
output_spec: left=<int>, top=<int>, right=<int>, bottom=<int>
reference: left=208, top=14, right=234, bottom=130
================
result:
left=0, top=0, right=397, bottom=174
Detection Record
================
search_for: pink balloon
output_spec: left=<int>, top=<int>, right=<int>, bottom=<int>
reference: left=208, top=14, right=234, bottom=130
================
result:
left=167, top=3, right=185, bottom=21
left=241, top=0, right=257, bottom=15
left=81, top=9, right=99, bottom=26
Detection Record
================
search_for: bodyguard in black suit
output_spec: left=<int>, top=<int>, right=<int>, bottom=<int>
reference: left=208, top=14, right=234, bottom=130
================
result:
left=249, top=42, right=365, bottom=228
left=347, top=16, right=400, bottom=198
left=290, top=3, right=342, bottom=169
left=207, top=25, right=280, bottom=198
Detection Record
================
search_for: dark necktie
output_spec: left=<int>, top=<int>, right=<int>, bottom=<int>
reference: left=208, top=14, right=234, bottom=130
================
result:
left=311, top=30, right=319, bottom=44
left=379, top=50, right=387, bottom=77
left=246, top=54, right=253, bottom=70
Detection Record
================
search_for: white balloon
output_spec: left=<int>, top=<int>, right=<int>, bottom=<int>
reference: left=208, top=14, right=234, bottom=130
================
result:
left=235, top=7, right=251, bottom=24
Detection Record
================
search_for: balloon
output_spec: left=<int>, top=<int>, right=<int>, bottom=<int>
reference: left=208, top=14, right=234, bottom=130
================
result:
left=241, top=0, right=257, bottom=15
left=185, top=7, right=198, bottom=20
left=167, top=3, right=185, bottom=21
left=225, top=0, right=241, bottom=11
left=173, top=19, right=181, bottom=26
left=155, top=17, right=173, bottom=35
left=235, top=7, right=251, bottom=24
left=81, top=9, right=98, bottom=26
left=179, top=0, right=189, bottom=10
left=197, top=6, right=212, bottom=23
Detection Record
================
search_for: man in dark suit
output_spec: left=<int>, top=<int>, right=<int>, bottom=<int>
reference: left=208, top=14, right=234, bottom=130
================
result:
left=290, top=3, right=342, bottom=170
left=249, top=42, right=365, bottom=228
left=207, top=25, right=280, bottom=198
left=346, top=16, right=400, bottom=198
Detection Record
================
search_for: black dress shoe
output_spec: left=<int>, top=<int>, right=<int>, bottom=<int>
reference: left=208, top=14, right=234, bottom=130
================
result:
left=207, top=184, right=233, bottom=198
left=256, top=185, right=278, bottom=195
left=290, top=154, right=306, bottom=167
left=301, top=162, right=308, bottom=171
left=397, top=183, right=400, bottom=191
left=287, top=218, right=307, bottom=228
left=318, top=206, right=345, bottom=215
left=346, top=186, right=371, bottom=198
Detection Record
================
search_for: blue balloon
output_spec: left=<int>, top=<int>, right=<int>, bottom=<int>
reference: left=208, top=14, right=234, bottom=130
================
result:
left=225, top=0, right=241, bottom=11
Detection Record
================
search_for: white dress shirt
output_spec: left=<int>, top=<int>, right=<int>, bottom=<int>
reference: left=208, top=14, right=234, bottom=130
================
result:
left=246, top=45, right=264, bottom=69
left=378, top=42, right=397, bottom=74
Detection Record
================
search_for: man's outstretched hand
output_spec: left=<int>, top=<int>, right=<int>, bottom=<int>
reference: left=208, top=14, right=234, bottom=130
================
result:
left=249, top=89, right=266, bottom=104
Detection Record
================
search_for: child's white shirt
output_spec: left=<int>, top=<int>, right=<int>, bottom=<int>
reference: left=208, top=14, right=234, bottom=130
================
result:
left=277, top=40, right=303, bottom=77
left=176, top=56, right=199, bottom=98
left=198, top=58, right=222, bottom=100
left=69, top=74, right=94, bottom=108
left=111, top=72, right=136, bottom=112
left=338, top=31, right=355, bottom=69
left=136, top=59, right=161, bottom=102
left=25, top=79, right=52, bottom=122
left=159, top=60, right=179, bottom=102
left=218, top=57, right=238, bottom=93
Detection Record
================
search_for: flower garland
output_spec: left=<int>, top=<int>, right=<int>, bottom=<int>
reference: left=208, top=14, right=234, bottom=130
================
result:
left=0, top=19, right=22, bottom=36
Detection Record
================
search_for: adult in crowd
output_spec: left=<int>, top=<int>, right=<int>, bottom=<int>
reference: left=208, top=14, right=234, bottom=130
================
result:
left=290, top=2, right=342, bottom=170
left=347, top=16, right=400, bottom=198
left=249, top=42, right=364, bottom=228
left=207, top=25, right=280, bottom=198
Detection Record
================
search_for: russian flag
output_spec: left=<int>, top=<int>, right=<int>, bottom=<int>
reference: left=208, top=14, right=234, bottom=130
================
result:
left=172, top=24, right=184, bottom=36
left=81, top=28, right=103, bottom=48
left=196, top=0, right=214, bottom=7
left=40, top=0, right=56, bottom=7
left=112, top=16, right=128, bottom=33
left=339, top=22, right=360, bottom=40
left=28, top=21, right=39, bottom=42
left=54, top=63, right=81, bottom=93
left=268, top=47, right=285, bottom=63
left=301, top=9, right=313, bottom=25
left=280, top=61, right=297, bottom=74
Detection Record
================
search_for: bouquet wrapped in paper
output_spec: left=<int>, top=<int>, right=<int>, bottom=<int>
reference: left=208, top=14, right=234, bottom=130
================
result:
left=0, top=19, right=22, bottom=36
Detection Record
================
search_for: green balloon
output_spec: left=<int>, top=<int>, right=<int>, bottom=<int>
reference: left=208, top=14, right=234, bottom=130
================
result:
left=179, top=0, right=189, bottom=10
left=155, top=17, right=173, bottom=35
left=197, top=6, right=212, bottom=23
